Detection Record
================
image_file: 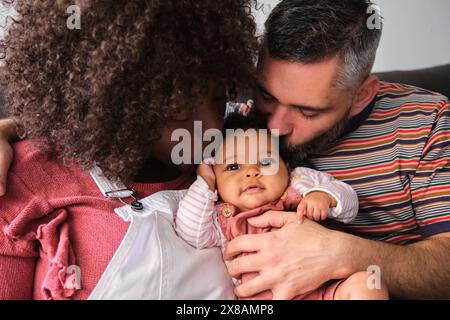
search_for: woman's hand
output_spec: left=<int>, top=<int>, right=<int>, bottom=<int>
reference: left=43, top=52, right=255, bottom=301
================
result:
left=0, top=118, right=20, bottom=196
left=223, top=210, right=351, bottom=299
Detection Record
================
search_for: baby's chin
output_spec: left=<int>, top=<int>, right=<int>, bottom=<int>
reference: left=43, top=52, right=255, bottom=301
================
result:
left=238, top=194, right=278, bottom=211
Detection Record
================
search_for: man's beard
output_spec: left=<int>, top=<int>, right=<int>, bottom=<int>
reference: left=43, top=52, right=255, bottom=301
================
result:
left=280, top=110, right=351, bottom=168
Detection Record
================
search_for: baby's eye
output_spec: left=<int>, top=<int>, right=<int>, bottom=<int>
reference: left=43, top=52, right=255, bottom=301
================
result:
left=260, top=158, right=275, bottom=167
left=226, top=164, right=240, bottom=171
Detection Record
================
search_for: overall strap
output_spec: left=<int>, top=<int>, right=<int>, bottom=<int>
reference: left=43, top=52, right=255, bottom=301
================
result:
left=89, top=166, right=144, bottom=211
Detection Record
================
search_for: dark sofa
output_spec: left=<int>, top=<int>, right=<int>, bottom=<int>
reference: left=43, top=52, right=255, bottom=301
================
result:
left=0, top=64, right=449, bottom=118
left=376, top=64, right=450, bottom=99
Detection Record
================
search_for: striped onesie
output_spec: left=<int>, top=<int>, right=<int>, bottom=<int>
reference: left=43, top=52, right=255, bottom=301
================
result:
left=174, top=167, right=358, bottom=250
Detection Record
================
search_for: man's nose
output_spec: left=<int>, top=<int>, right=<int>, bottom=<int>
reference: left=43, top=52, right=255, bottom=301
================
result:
left=267, top=105, right=293, bottom=136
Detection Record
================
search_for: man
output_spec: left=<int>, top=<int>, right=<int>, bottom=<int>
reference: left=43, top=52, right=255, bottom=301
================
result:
left=224, top=0, right=450, bottom=299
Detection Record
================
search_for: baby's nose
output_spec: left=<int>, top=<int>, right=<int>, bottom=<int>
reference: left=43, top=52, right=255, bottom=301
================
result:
left=245, top=166, right=261, bottom=178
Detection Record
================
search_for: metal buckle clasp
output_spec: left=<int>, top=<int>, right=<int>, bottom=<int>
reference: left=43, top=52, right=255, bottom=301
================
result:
left=105, top=188, right=144, bottom=212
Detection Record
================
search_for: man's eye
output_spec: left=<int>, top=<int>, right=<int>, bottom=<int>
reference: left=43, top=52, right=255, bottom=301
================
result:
left=261, top=92, right=273, bottom=101
left=260, top=158, right=275, bottom=167
left=226, top=164, right=240, bottom=171
left=300, top=110, right=320, bottom=119
left=257, top=87, right=273, bottom=101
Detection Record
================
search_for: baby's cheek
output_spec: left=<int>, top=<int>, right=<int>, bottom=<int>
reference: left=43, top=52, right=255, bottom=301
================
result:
left=217, top=183, right=238, bottom=204
left=267, top=189, right=285, bottom=203
left=269, top=177, right=289, bottom=199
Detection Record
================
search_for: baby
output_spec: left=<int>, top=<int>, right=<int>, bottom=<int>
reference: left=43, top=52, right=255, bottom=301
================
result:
left=175, top=112, right=388, bottom=300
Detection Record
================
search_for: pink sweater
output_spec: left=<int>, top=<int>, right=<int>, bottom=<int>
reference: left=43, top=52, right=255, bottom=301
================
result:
left=0, top=140, right=194, bottom=300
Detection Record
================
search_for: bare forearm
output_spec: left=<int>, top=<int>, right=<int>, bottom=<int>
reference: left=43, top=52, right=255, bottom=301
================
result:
left=0, top=118, right=20, bottom=143
left=339, top=232, right=450, bottom=299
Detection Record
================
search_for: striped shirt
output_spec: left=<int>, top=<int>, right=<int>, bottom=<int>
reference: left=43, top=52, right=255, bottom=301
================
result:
left=306, top=82, right=450, bottom=244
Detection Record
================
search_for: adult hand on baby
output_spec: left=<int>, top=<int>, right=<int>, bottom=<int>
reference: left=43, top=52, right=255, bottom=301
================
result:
left=296, top=191, right=335, bottom=223
left=224, top=210, right=350, bottom=300
left=197, top=158, right=216, bottom=191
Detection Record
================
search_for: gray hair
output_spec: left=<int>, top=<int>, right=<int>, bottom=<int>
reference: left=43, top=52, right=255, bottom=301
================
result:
left=263, top=0, right=383, bottom=90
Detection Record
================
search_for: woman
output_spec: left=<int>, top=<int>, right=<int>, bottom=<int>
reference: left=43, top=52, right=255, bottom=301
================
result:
left=0, top=0, right=257, bottom=299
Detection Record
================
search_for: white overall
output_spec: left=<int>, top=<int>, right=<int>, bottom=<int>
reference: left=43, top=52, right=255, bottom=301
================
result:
left=87, top=168, right=235, bottom=300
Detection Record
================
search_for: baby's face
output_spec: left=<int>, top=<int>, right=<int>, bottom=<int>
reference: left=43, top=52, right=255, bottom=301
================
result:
left=213, top=130, right=289, bottom=211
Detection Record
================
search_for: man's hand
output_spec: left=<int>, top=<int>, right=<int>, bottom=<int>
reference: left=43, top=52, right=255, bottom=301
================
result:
left=224, top=210, right=450, bottom=299
left=224, top=211, right=349, bottom=299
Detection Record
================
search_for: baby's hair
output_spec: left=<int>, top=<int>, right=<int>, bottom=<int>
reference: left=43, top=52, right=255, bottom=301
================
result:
left=214, top=111, right=268, bottom=160
left=221, top=110, right=290, bottom=172
left=222, top=110, right=268, bottom=135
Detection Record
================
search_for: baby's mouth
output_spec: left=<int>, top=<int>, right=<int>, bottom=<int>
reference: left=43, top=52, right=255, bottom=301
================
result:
left=241, top=183, right=265, bottom=194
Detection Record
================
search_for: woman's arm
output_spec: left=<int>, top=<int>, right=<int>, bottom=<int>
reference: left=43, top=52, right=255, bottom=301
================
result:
left=0, top=167, right=46, bottom=299
left=0, top=118, right=20, bottom=196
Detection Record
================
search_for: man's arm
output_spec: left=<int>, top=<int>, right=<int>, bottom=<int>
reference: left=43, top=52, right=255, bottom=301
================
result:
left=340, top=230, right=450, bottom=299
left=224, top=212, right=450, bottom=299
left=0, top=118, right=19, bottom=195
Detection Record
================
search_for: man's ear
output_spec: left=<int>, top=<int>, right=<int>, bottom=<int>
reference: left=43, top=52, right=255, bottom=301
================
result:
left=349, top=75, right=380, bottom=118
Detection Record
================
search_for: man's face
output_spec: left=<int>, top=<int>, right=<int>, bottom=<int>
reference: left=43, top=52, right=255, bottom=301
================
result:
left=255, top=52, right=354, bottom=165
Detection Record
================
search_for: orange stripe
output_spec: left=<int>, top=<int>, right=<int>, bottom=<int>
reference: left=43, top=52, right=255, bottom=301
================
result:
left=372, top=103, right=438, bottom=116
left=424, top=132, right=450, bottom=150
left=330, top=163, right=418, bottom=181
left=330, top=158, right=418, bottom=175
left=349, top=218, right=417, bottom=232
left=360, top=186, right=411, bottom=203
left=338, top=127, right=431, bottom=146
left=332, top=133, right=429, bottom=152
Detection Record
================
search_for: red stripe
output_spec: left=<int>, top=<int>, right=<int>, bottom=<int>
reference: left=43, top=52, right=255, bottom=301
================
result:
left=411, top=184, right=450, bottom=198
left=372, top=103, right=438, bottom=115
left=425, top=132, right=450, bottom=149
left=385, top=233, right=422, bottom=244
left=350, top=218, right=417, bottom=232
left=338, top=127, right=431, bottom=146
left=361, top=185, right=411, bottom=202
left=419, top=216, right=450, bottom=227
left=329, top=158, right=419, bottom=176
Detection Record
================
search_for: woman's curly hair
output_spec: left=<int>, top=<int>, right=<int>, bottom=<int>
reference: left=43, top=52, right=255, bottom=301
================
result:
left=1, top=0, right=258, bottom=181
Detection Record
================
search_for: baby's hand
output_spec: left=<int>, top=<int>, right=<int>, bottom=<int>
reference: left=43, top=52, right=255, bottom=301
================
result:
left=197, top=158, right=216, bottom=191
left=296, top=191, right=335, bottom=223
